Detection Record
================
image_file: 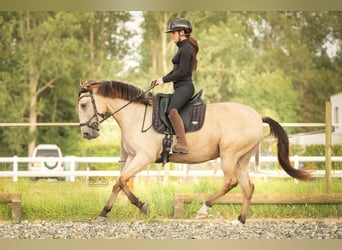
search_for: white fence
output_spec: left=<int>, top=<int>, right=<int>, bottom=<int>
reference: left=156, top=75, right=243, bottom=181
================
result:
left=0, top=156, right=342, bottom=182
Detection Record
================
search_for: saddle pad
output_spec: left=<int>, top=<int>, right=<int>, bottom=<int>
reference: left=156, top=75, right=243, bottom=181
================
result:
left=152, top=93, right=206, bottom=134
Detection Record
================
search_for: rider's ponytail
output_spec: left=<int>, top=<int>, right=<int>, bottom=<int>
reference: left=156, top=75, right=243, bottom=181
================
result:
left=188, top=36, right=199, bottom=71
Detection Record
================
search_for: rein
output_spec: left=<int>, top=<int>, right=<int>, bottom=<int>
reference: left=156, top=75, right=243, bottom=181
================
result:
left=79, top=84, right=156, bottom=132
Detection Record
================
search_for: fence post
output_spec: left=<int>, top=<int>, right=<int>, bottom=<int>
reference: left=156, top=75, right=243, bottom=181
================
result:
left=163, top=163, right=170, bottom=185
left=325, top=101, right=332, bottom=193
left=13, top=156, right=18, bottom=182
left=70, top=156, right=75, bottom=182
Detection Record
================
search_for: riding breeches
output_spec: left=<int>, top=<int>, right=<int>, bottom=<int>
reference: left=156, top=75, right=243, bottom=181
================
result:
left=167, top=83, right=195, bottom=114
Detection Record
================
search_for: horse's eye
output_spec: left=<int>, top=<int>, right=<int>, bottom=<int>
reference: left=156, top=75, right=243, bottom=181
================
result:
left=80, top=103, right=87, bottom=109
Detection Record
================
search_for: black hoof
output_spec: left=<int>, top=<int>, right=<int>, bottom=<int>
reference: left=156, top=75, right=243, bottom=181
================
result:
left=238, top=215, right=246, bottom=224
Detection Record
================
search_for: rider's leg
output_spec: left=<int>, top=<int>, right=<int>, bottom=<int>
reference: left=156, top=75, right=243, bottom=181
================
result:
left=168, top=108, right=188, bottom=154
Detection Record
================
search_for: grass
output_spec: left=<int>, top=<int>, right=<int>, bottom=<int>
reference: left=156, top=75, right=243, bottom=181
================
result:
left=0, top=177, right=341, bottom=221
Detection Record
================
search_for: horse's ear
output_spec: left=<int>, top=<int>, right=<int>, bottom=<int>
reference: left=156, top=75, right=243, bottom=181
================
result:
left=80, top=79, right=86, bottom=88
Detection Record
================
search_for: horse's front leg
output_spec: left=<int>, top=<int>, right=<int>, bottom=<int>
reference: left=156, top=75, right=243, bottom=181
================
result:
left=119, top=177, right=149, bottom=215
left=97, top=177, right=148, bottom=221
left=97, top=181, right=121, bottom=221
left=97, top=153, right=153, bottom=221
left=96, top=146, right=129, bottom=222
left=117, top=154, right=154, bottom=215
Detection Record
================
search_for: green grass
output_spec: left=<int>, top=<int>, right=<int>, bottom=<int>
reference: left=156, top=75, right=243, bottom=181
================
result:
left=0, top=177, right=341, bottom=221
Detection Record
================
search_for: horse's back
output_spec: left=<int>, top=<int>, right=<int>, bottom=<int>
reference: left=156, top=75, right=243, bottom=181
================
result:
left=205, top=102, right=263, bottom=147
left=206, top=102, right=262, bottom=128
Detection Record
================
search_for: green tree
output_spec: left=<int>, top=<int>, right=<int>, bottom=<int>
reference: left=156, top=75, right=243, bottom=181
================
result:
left=8, top=12, right=86, bottom=156
left=252, top=12, right=342, bottom=123
left=0, top=11, right=133, bottom=156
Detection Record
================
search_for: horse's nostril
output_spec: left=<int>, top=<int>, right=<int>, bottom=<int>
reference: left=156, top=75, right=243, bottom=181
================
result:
left=83, top=132, right=90, bottom=138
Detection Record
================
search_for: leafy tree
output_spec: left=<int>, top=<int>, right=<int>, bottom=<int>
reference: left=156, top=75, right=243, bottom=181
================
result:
left=252, top=12, right=342, bottom=123
left=0, top=11, right=133, bottom=156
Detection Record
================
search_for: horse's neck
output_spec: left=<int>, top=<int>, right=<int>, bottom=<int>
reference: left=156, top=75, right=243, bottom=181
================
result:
left=107, top=99, right=152, bottom=132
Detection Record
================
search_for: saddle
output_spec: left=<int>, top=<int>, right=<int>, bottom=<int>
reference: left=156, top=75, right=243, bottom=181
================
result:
left=152, top=89, right=206, bottom=134
left=152, top=90, right=206, bottom=164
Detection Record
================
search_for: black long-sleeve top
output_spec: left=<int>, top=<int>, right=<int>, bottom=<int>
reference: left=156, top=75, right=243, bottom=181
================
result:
left=162, top=39, right=195, bottom=88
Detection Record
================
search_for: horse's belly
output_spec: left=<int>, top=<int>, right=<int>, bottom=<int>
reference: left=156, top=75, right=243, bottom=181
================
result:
left=169, top=151, right=219, bottom=164
left=168, top=102, right=262, bottom=164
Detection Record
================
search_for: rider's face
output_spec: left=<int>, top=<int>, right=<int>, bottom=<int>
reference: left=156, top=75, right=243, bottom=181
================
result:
left=171, top=30, right=185, bottom=43
left=171, top=31, right=179, bottom=43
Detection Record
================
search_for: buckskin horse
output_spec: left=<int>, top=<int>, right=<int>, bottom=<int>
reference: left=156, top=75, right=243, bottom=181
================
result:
left=77, top=79, right=311, bottom=224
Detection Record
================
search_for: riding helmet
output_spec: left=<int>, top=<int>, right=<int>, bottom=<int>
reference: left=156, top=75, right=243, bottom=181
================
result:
left=165, top=18, right=192, bottom=35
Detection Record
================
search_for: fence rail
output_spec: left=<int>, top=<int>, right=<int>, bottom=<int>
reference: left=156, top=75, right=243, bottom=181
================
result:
left=0, top=156, right=342, bottom=182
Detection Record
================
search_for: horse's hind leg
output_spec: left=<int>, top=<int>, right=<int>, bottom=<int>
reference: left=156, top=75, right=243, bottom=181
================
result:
left=235, top=149, right=256, bottom=224
left=196, top=156, right=238, bottom=219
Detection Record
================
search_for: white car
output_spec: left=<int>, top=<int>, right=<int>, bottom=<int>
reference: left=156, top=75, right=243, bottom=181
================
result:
left=28, top=144, right=65, bottom=181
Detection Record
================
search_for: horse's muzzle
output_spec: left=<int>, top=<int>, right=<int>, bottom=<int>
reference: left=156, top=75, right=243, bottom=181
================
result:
left=82, top=130, right=99, bottom=140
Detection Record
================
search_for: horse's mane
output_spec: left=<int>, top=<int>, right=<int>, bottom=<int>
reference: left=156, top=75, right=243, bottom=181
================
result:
left=83, top=80, right=152, bottom=106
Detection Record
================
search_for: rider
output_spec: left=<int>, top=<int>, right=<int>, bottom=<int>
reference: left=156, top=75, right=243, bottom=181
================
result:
left=153, top=17, right=199, bottom=154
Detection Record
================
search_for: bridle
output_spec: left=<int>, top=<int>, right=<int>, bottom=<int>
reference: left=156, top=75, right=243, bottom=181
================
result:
left=78, top=90, right=110, bottom=131
left=78, top=83, right=156, bottom=131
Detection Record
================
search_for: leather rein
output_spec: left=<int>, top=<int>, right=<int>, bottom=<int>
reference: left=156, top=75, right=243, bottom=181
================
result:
left=78, top=84, right=155, bottom=132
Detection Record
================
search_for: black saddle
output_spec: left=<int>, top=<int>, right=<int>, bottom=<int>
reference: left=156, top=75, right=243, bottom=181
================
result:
left=152, top=89, right=206, bottom=135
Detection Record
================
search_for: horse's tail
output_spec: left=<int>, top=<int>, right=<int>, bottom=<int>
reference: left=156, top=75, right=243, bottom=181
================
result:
left=262, top=116, right=312, bottom=181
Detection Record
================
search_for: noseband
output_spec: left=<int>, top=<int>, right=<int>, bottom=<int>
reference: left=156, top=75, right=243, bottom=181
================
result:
left=78, top=90, right=109, bottom=131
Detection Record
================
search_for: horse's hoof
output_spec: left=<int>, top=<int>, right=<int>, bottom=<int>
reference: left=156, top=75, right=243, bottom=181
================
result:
left=95, top=216, right=107, bottom=223
left=141, top=203, right=149, bottom=215
left=231, top=218, right=245, bottom=225
left=195, top=212, right=208, bottom=220
left=237, top=215, right=246, bottom=224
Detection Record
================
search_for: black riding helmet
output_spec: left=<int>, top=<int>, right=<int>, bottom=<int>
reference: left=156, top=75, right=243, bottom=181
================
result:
left=165, top=18, right=192, bottom=35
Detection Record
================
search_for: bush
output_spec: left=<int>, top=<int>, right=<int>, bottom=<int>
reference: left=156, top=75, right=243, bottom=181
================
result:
left=290, top=144, right=342, bottom=170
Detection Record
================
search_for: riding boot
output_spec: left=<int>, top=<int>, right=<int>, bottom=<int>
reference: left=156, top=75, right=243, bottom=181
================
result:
left=168, top=108, right=188, bottom=154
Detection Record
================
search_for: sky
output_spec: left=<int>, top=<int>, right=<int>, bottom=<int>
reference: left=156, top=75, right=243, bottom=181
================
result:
left=123, top=11, right=144, bottom=71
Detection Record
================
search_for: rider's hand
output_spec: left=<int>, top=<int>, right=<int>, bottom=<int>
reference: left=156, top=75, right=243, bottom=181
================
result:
left=151, top=80, right=157, bottom=87
left=151, top=78, right=163, bottom=87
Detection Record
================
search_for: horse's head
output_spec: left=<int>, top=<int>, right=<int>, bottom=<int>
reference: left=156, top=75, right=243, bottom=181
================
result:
left=78, top=80, right=107, bottom=139
left=78, top=79, right=153, bottom=139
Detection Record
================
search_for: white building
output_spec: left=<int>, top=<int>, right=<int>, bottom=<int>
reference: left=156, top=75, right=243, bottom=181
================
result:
left=290, top=92, right=342, bottom=145
left=331, top=92, right=342, bottom=134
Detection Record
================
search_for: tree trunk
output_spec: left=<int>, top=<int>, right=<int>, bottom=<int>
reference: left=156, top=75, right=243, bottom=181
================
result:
left=161, top=13, right=168, bottom=75
left=28, top=80, right=37, bottom=157
left=151, top=45, right=158, bottom=74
